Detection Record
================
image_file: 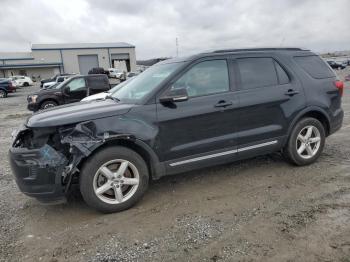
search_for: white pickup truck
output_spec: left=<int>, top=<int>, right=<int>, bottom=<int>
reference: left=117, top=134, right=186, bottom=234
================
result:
left=42, top=75, right=71, bottom=89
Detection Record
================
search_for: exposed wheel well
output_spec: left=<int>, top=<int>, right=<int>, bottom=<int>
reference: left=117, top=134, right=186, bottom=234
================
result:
left=78, top=139, right=155, bottom=180
left=298, top=111, right=330, bottom=136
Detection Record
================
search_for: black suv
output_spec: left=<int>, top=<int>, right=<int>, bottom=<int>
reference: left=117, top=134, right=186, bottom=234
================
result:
left=9, top=48, right=344, bottom=213
left=27, top=74, right=110, bottom=111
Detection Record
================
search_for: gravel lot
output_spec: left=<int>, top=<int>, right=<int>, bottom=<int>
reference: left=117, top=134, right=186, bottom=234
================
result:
left=1, top=72, right=350, bottom=262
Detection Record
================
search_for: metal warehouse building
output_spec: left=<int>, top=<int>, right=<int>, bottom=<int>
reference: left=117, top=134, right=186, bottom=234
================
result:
left=0, top=42, right=136, bottom=79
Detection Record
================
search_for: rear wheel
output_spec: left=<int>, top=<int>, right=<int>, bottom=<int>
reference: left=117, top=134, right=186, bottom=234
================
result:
left=40, top=100, right=57, bottom=110
left=80, top=146, right=149, bottom=213
left=23, top=82, right=29, bottom=87
left=283, top=118, right=325, bottom=165
left=0, top=90, right=7, bottom=98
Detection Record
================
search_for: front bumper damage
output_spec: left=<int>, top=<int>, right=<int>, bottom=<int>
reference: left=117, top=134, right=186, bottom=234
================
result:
left=9, top=121, right=133, bottom=203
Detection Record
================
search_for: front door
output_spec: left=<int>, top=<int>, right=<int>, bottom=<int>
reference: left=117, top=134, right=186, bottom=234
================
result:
left=156, top=59, right=239, bottom=165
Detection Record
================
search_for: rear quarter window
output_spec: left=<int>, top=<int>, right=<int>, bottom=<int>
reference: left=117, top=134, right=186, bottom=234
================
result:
left=294, top=55, right=335, bottom=79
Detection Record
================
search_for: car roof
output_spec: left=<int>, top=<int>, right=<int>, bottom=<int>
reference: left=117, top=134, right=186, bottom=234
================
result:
left=157, top=47, right=314, bottom=65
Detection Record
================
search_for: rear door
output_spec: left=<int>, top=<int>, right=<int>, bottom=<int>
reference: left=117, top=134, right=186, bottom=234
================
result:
left=63, top=77, right=88, bottom=103
left=233, top=55, right=305, bottom=152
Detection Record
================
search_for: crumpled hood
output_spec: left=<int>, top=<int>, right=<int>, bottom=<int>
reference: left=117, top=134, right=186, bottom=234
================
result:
left=27, top=100, right=133, bottom=128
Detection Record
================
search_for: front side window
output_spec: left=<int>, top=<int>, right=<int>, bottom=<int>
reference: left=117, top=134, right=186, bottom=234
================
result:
left=173, top=60, right=229, bottom=97
left=237, top=58, right=278, bottom=90
left=66, top=78, right=86, bottom=92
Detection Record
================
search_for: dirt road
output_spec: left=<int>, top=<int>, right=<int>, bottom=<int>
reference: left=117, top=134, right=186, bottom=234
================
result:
left=0, top=77, right=349, bottom=261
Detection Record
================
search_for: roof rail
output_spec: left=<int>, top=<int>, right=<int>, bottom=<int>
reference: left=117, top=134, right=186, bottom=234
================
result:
left=213, top=47, right=309, bottom=53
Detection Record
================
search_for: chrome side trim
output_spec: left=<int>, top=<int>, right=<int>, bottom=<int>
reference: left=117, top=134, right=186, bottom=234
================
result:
left=169, top=140, right=278, bottom=167
left=237, top=140, right=278, bottom=152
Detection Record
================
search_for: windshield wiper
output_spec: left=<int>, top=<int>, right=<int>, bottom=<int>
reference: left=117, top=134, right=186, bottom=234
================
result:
left=105, top=94, right=120, bottom=102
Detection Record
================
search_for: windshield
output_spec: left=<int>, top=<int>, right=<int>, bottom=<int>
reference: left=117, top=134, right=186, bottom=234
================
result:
left=108, top=77, right=135, bottom=93
left=111, top=62, right=183, bottom=103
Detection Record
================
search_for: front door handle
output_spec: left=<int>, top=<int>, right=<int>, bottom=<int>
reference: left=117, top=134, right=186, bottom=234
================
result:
left=285, top=89, right=299, bottom=96
left=215, top=100, right=233, bottom=108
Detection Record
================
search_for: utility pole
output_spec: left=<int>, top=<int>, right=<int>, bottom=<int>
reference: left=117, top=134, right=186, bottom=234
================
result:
left=176, top=37, right=179, bottom=57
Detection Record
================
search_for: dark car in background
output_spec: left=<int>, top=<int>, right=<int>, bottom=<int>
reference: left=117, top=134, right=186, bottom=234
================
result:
left=88, top=67, right=110, bottom=77
left=327, top=60, right=346, bottom=69
left=0, top=78, right=16, bottom=98
left=10, top=48, right=344, bottom=213
left=28, top=74, right=110, bottom=111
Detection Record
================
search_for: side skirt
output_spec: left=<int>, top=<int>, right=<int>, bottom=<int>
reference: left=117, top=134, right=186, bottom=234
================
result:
left=162, top=137, right=285, bottom=176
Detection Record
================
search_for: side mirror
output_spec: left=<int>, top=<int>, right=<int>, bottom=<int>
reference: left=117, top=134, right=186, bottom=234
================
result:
left=159, top=87, right=189, bottom=103
left=63, top=86, right=71, bottom=94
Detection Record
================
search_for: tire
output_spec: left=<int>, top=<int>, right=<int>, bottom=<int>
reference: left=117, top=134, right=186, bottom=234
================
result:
left=40, top=100, right=57, bottom=110
left=79, top=146, right=149, bottom=213
left=23, top=82, right=29, bottom=87
left=283, top=117, right=325, bottom=166
left=0, top=90, right=7, bottom=98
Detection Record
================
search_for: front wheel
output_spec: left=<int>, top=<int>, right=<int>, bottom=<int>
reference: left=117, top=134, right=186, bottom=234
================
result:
left=40, top=100, right=57, bottom=110
left=79, top=146, right=149, bottom=213
left=0, top=90, right=7, bottom=98
left=283, top=118, right=325, bottom=166
left=23, top=82, right=29, bottom=87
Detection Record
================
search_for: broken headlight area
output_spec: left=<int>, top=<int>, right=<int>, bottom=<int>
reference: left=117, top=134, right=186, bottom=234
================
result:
left=10, top=119, right=135, bottom=201
left=10, top=126, right=73, bottom=200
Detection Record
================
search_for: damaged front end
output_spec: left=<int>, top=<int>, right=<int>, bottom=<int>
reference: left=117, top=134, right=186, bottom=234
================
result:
left=9, top=126, right=70, bottom=203
left=9, top=120, right=136, bottom=203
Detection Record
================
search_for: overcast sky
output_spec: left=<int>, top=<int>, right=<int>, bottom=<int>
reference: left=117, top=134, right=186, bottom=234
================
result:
left=0, top=0, right=349, bottom=59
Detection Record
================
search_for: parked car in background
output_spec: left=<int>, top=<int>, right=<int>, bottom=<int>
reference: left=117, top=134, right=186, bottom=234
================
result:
left=81, top=76, right=135, bottom=102
left=27, top=74, right=110, bottom=111
left=108, top=68, right=123, bottom=79
left=88, top=67, right=109, bottom=77
left=9, top=76, right=33, bottom=87
left=327, top=60, right=346, bottom=69
left=126, top=72, right=139, bottom=78
left=41, top=75, right=72, bottom=89
left=9, top=48, right=344, bottom=213
left=40, top=73, right=75, bottom=88
left=0, top=78, right=16, bottom=98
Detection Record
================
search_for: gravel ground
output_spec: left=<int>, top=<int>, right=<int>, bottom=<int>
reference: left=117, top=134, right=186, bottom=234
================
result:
left=0, top=71, right=350, bottom=262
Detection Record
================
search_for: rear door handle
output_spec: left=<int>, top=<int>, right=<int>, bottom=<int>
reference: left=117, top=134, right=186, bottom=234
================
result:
left=215, top=100, right=233, bottom=108
left=285, top=89, right=299, bottom=96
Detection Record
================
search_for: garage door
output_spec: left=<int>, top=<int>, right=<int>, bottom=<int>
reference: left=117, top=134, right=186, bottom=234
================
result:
left=78, top=55, right=99, bottom=75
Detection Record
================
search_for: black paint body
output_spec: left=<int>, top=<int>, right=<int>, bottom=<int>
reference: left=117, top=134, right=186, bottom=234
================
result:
left=9, top=49, right=344, bottom=202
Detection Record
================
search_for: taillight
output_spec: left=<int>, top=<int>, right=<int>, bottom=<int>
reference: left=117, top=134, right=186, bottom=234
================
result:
left=334, top=80, right=344, bottom=96
left=9, top=81, right=13, bottom=88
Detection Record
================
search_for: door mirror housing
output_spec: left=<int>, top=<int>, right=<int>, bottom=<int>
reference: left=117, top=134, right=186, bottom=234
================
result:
left=63, top=86, right=71, bottom=94
left=159, top=87, right=189, bottom=103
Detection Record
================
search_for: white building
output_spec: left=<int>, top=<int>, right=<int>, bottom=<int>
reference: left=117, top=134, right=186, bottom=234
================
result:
left=0, top=42, right=136, bottom=79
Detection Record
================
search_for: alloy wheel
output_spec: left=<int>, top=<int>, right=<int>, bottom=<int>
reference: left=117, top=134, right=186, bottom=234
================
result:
left=296, top=125, right=321, bottom=159
left=93, top=159, right=140, bottom=204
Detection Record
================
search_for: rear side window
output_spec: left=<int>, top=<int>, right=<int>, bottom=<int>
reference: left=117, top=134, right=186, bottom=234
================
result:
left=87, top=76, right=109, bottom=89
left=294, top=55, right=335, bottom=79
left=237, top=58, right=277, bottom=89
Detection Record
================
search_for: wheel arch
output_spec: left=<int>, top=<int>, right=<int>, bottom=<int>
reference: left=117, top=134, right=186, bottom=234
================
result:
left=287, top=107, right=330, bottom=141
left=78, top=138, right=165, bottom=181
left=39, top=98, right=59, bottom=108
